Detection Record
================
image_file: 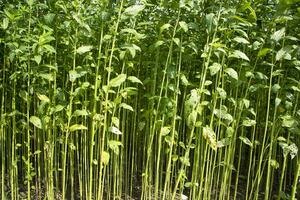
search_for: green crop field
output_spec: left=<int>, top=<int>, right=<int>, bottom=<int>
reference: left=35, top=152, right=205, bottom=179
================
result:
left=0, top=0, right=299, bottom=199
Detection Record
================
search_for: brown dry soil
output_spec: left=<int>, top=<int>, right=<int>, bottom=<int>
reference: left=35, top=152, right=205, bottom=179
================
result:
left=0, top=173, right=297, bottom=199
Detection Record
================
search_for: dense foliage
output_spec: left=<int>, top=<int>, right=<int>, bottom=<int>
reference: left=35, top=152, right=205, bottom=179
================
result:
left=0, top=0, right=300, bottom=199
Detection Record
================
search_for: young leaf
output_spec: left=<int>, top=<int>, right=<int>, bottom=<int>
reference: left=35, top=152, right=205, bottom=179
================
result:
left=34, top=55, right=42, bottom=65
left=180, top=156, right=190, bottom=166
left=242, top=118, right=256, bottom=127
left=270, top=159, right=279, bottom=169
left=203, top=126, right=217, bottom=151
left=69, top=124, right=87, bottom=132
left=239, top=136, right=253, bottom=147
left=160, top=127, right=171, bottom=136
left=37, top=93, right=50, bottom=102
left=101, top=151, right=110, bottom=165
left=258, top=48, right=271, bottom=58
left=112, top=117, right=120, bottom=128
left=108, top=140, right=123, bottom=155
left=30, top=116, right=42, bottom=129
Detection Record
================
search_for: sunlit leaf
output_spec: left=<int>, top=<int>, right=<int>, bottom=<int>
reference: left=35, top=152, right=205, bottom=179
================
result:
left=127, top=76, right=143, bottom=85
left=209, top=63, right=222, bottom=76
left=242, top=99, right=250, bottom=109
left=272, top=84, right=281, bottom=93
left=43, top=44, right=56, bottom=53
left=214, top=108, right=233, bottom=122
left=289, top=143, right=298, bottom=159
left=180, top=74, right=190, bottom=86
left=36, top=93, right=49, bottom=102
left=109, top=126, right=122, bottom=135
left=120, top=103, right=134, bottom=111
left=180, top=156, right=190, bottom=166
left=276, top=47, right=292, bottom=61
left=233, top=37, right=249, bottom=44
left=69, top=70, right=78, bottom=82
left=230, top=50, right=250, bottom=61
left=173, top=38, right=180, bottom=46
left=185, top=90, right=200, bottom=127
left=154, top=40, right=164, bottom=48
left=76, top=45, right=93, bottom=55
left=225, top=68, right=238, bottom=80
left=2, top=18, right=9, bottom=29
left=281, top=115, right=296, bottom=128
left=39, top=73, right=54, bottom=81
left=239, top=136, right=253, bottom=147
left=30, top=116, right=42, bottom=129
left=124, top=4, right=145, bottom=16
left=271, top=28, right=285, bottom=42
left=216, top=87, right=227, bottom=99
left=179, top=21, right=188, bottom=32
left=73, top=109, right=89, bottom=117
left=187, top=110, right=197, bottom=128
left=160, top=23, right=172, bottom=33
left=109, top=74, right=127, bottom=88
